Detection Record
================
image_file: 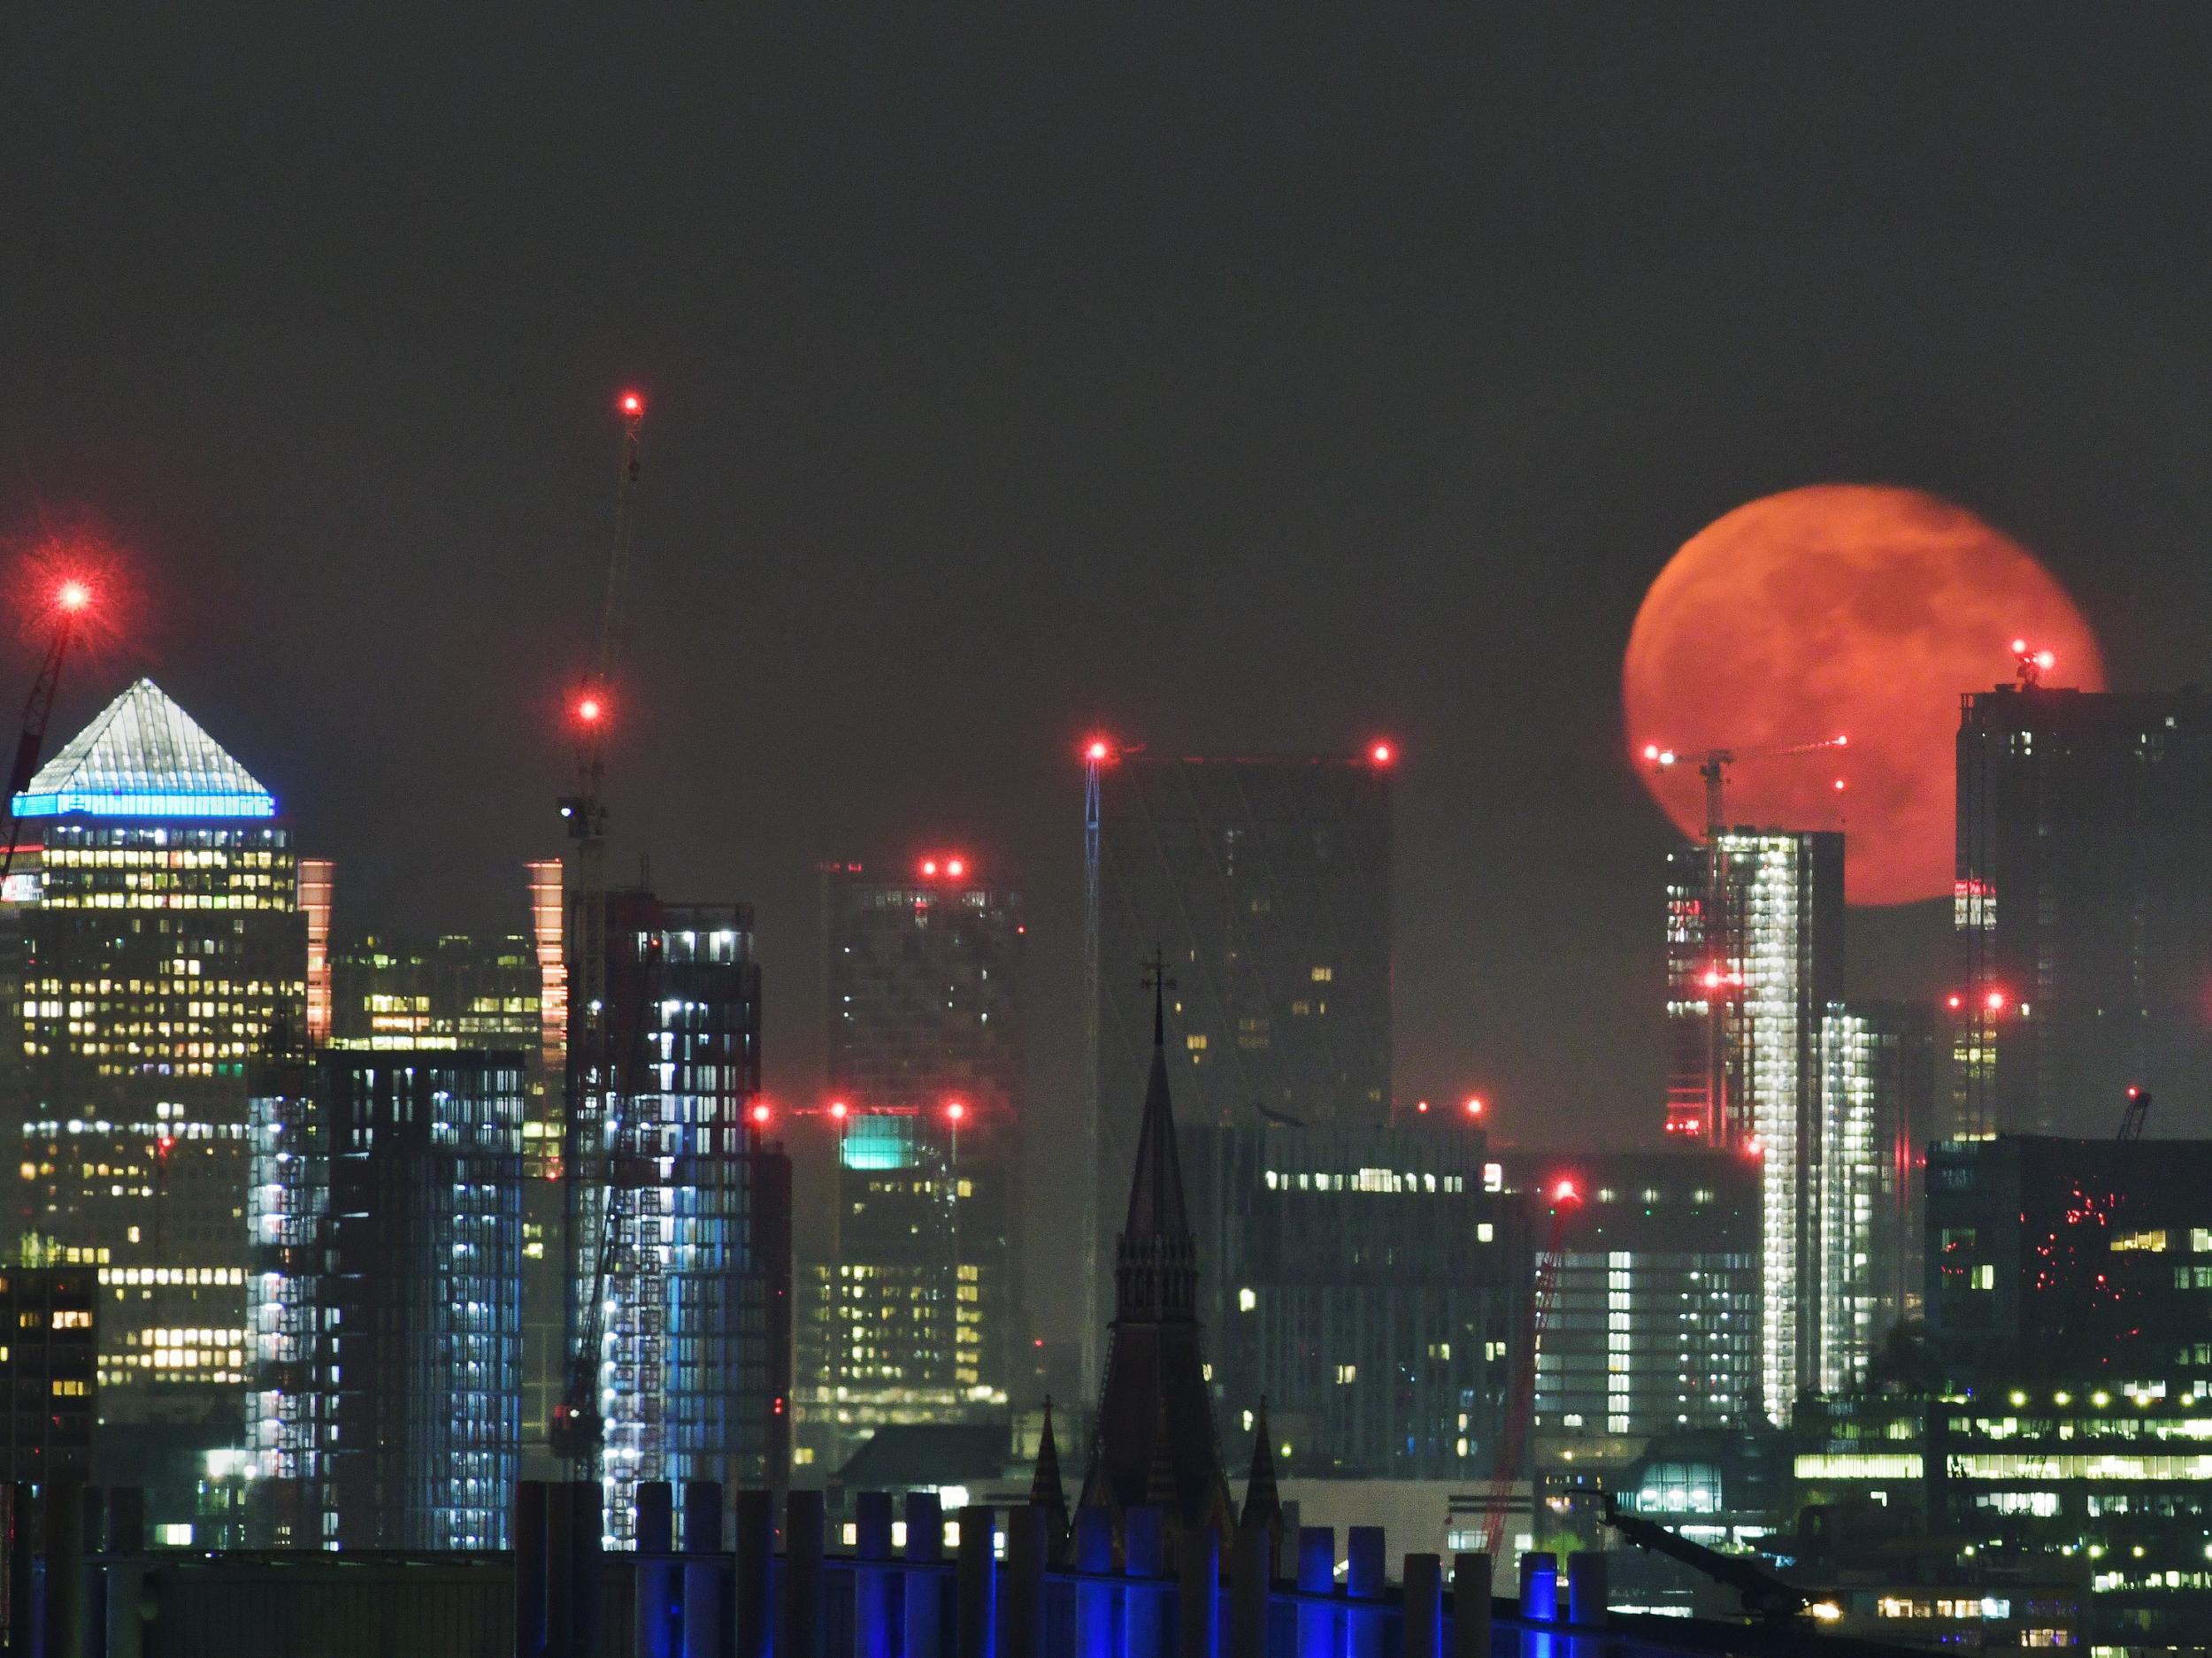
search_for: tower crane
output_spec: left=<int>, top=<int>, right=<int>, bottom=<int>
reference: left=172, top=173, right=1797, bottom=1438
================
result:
left=1640, top=734, right=1848, bottom=840
left=548, top=391, right=647, bottom=1472
left=2118, top=1085, right=2150, bottom=1143
left=0, top=579, right=96, bottom=892
left=1481, top=1178, right=1581, bottom=1560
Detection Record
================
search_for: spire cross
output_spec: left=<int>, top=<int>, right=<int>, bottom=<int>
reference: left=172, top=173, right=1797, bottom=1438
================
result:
left=1141, top=949, right=1177, bottom=1046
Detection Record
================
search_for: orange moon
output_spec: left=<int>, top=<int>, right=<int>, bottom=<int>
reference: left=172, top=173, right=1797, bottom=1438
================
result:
left=1623, top=485, right=2105, bottom=906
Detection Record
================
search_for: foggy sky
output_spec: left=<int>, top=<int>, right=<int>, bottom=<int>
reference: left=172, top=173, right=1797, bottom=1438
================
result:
left=7, top=8, right=2212, bottom=1336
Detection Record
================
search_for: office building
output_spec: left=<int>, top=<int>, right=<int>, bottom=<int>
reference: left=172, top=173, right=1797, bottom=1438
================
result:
left=245, top=1048, right=525, bottom=1548
left=1511, top=1152, right=1760, bottom=1439
left=1093, top=750, right=1393, bottom=1333
left=1925, top=1133, right=2212, bottom=1396
left=326, top=933, right=541, bottom=1053
left=565, top=892, right=787, bottom=1546
left=4, top=679, right=305, bottom=1445
left=1814, top=1002, right=1933, bottom=1392
left=1955, top=683, right=2212, bottom=1138
left=1180, top=1118, right=1528, bottom=1479
left=801, top=858, right=1024, bottom=1470
left=1660, top=831, right=1842, bottom=1421
left=0, top=1264, right=95, bottom=1485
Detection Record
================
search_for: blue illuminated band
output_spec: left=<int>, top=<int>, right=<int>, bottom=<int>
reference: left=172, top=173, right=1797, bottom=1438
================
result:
left=12, top=788, right=277, bottom=819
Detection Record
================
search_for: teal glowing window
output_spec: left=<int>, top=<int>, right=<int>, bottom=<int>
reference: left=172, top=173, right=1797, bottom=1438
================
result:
left=841, top=1115, right=915, bottom=1171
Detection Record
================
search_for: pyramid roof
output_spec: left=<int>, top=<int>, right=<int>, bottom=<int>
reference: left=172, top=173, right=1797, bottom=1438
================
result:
left=14, top=679, right=274, bottom=819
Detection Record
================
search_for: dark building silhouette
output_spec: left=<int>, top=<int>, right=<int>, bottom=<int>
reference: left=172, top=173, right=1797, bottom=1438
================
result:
left=799, top=859, right=1024, bottom=1470
left=1078, top=981, right=1232, bottom=1550
left=0, top=1265, right=94, bottom=1485
left=1180, top=1118, right=1529, bottom=1479
left=1092, top=752, right=1392, bottom=1336
left=1925, top=1134, right=2212, bottom=1395
left=1955, top=684, right=2212, bottom=1137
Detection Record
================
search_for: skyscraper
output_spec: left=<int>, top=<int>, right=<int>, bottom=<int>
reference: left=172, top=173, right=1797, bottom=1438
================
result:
left=565, top=892, right=785, bottom=1545
left=1661, top=830, right=1843, bottom=1420
left=1519, top=1151, right=1758, bottom=1438
left=1092, top=751, right=1393, bottom=1334
left=1814, top=1002, right=1933, bottom=1391
left=1955, top=684, right=2212, bottom=1138
left=801, top=858, right=1023, bottom=1470
left=245, top=1048, right=525, bottom=1548
left=1181, top=1118, right=1528, bottom=1479
left=4, top=679, right=305, bottom=1448
left=326, top=933, right=542, bottom=1051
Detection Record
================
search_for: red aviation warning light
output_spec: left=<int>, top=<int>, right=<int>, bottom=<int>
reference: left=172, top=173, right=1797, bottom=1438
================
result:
left=1084, top=737, right=1113, bottom=764
left=574, top=693, right=605, bottom=726
left=1463, top=1095, right=1485, bottom=1119
left=749, top=1101, right=772, bottom=1126
left=945, top=857, right=966, bottom=879
left=1370, top=741, right=1396, bottom=766
left=1550, top=1178, right=1580, bottom=1206
left=827, top=1099, right=849, bottom=1122
left=1985, top=989, right=2009, bottom=1013
left=54, top=580, right=91, bottom=615
left=618, top=390, right=645, bottom=419
left=945, top=1099, right=967, bottom=1125
left=1947, top=994, right=1964, bottom=1011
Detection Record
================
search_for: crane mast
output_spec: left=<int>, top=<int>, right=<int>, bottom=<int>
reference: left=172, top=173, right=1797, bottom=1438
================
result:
left=0, top=583, right=94, bottom=893
left=549, top=392, right=646, bottom=1474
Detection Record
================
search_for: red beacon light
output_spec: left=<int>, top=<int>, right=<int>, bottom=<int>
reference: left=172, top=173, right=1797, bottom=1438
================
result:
left=618, top=391, right=645, bottom=418
left=55, top=580, right=91, bottom=615
left=1415, top=1099, right=1431, bottom=1115
left=1985, top=989, right=2009, bottom=1013
left=1463, top=1095, right=1485, bottom=1118
left=1370, top=741, right=1396, bottom=766
left=827, top=1099, right=849, bottom=1122
left=945, top=1100, right=967, bottom=1125
left=1551, top=1178, right=1580, bottom=1205
left=945, top=857, right=967, bottom=879
left=575, top=695, right=604, bottom=725
left=1083, top=737, right=1113, bottom=764
left=1946, top=993, right=1963, bottom=1011
left=919, top=858, right=939, bottom=878
left=749, top=1101, right=772, bottom=1126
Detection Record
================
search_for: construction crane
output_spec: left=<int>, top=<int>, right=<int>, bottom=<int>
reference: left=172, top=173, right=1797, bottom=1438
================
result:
left=1481, top=1177, right=1582, bottom=1560
left=2119, top=1085, right=2150, bottom=1142
left=0, top=578, right=96, bottom=893
left=1601, top=1493, right=1811, bottom=1623
left=548, top=390, right=647, bottom=1472
left=1640, top=734, right=1848, bottom=840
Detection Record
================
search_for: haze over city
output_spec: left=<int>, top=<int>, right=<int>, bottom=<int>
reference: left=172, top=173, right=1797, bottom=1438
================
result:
left=5, top=9, right=2212, bottom=1654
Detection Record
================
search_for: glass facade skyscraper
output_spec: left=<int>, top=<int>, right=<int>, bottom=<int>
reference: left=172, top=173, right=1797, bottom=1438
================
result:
left=326, top=933, right=541, bottom=1052
left=245, top=1048, right=525, bottom=1549
left=4, top=679, right=304, bottom=1436
left=1661, top=831, right=1843, bottom=1421
left=1955, top=685, right=2212, bottom=1138
left=569, top=893, right=785, bottom=1546
left=1093, top=753, right=1392, bottom=1335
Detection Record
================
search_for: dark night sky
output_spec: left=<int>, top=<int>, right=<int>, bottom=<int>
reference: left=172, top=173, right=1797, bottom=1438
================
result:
left=9, top=9, right=2212, bottom=1331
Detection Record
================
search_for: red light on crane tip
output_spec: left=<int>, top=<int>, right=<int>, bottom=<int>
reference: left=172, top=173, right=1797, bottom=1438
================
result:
left=1947, top=994, right=1963, bottom=1010
left=1834, top=733, right=1847, bottom=748
left=2012, top=637, right=2028, bottom=655
left=1551, top=1178, right=1578, bottom=1203
left=55, top=580, right=91, bottom=614
left=1415, top=1099, right=1430, bottom=1114
left=920, top=859, right=938, bottom=878
left=946, top=857, right=966, bottom=879
left=575, top=695, right=603, bottom=725
left=1985, top=989, right=2008, bottom=1012
left=945, top=1100, right=966, bottom=1123
left=827, top=1100, right=849, bottom=1121
left=1834, top=778, right=1847, bottom=792
left=1463, top=1096, right=1484, bottom=1117
left=1084, top=738, right=1111, bottom=763
left=2036, top=650, right=2056, bottom=671
left=1641, top=743, right=1660, bottom=761
left=618, top=391, right=645, bottom=418
left=749, top=1102, right=772, bottom=1126
left=1370, top=741, right=1395, bottom=765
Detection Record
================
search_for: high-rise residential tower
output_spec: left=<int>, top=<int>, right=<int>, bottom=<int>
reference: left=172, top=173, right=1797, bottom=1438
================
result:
left=1955, top=684, right=2212, bottom=1138
left=800, top=857, right=1023, bottom=1470
left=326, top=933, right=542, bottom=1052
left=245, top=1048, right=526, bottom=1548
left=1814, top=1001, right=1934, bottom=1391
left=4, top=679, right=306, bottom=1451
left=1092, top=751, right=1393, bottom=1334
left=565, top=891, right=787, bottom=1545
left=1661, top=830, right=1843, bottom=1421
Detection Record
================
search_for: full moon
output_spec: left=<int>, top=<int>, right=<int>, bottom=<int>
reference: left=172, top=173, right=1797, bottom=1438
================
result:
left=1623, top=485, right=2105, bottom=906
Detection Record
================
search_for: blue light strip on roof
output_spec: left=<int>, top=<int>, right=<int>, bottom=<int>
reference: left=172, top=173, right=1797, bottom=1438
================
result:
left=12, top=788, right=276, bottom=819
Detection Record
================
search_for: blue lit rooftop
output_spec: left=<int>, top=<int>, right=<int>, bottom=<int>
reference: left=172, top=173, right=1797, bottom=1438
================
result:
left=13, top=678, right=275, bottom=819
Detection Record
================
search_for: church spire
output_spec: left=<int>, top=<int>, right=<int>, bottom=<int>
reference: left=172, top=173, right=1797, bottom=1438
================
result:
left=1239, top=1396, right=1281, bottom=1533
left=1031, top=1396, right=1071, bottom=1559
left=1123, top=950, right=1191, bottom=1243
